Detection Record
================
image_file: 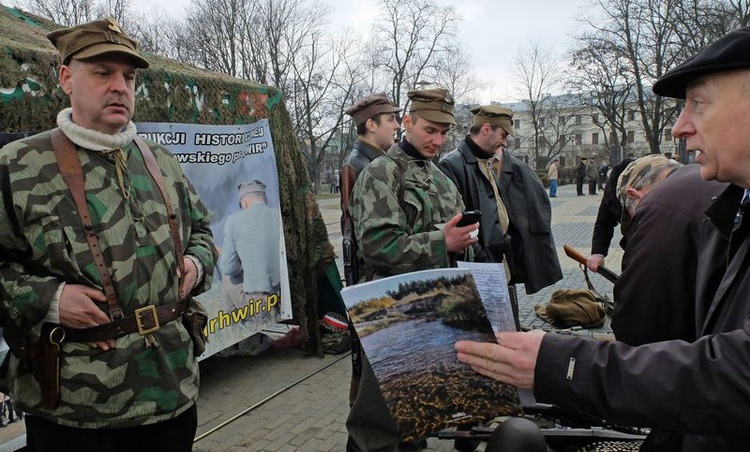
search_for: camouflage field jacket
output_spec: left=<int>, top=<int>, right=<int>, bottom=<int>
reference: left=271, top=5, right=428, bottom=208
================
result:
left=0, top=129, right=217, bottom=428
left=350, top=144, right=465, bottom=279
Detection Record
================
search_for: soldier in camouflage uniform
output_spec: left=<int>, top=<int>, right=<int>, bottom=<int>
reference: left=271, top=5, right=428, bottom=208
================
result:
left=0, top=18, right=217, bottom=451
left=346, top=88, right=478, bottom=451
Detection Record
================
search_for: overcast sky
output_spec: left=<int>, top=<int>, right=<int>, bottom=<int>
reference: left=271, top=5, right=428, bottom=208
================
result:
left=130, top=0, right=590, bottom=103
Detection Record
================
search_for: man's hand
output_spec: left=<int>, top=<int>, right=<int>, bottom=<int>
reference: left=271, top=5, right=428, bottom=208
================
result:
left=443, top=213, right=479, bottom=253
left=179, top=257, right=199, bottom=299
left=455, top=330, right=546, bottom=389
left=59, top=284, right=116, bottom=350
left=587, top=253, right=605, bottom=272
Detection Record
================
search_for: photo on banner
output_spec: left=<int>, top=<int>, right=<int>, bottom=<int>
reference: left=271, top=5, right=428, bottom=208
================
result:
left=136, top=119, right=292, bottom=358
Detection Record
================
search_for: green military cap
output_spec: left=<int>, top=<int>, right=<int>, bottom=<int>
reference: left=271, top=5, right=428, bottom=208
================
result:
left=345, top=93, right=401, bottom=127
left=47, top=17, right=149, bottom=68
left=407, top=88, right=456, bottom=125
left=470, top=105, right=515, bottom=135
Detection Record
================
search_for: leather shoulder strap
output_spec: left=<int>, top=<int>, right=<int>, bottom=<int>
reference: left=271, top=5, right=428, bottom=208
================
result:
left=133, top=136, right=186, bottom=283
left=51, top=129, right=123, bottom=320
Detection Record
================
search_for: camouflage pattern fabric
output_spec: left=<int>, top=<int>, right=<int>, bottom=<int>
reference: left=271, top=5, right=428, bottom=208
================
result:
left=0, top=129, right=217, bottom=428
left=350, top=144, right=465, bottom=280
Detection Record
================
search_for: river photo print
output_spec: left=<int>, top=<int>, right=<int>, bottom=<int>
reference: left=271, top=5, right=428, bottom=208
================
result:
left=341, top=268, right=521, bottom=442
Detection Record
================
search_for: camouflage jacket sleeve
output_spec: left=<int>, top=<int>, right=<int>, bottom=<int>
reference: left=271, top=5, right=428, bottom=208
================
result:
left=350, top=157, right=449, bottom=277
left=0, top=139, right=64, bottom=330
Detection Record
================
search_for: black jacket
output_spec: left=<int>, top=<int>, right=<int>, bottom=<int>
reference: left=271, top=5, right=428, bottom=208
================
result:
left=537, top=183, right=750, bottom=451
left=439, top=142, right=562, bottom=294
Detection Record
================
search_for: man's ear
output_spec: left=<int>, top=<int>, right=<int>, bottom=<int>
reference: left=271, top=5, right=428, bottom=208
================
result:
left=402, top=114, right=413, bottom=131
left=625, top=187, right=643, bottom=200
left=59, top=65, right=73, bottom=95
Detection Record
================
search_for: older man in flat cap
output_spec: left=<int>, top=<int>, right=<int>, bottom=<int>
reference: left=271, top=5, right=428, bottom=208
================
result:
left=440, top=105, right=561, bottom=304
left=347, top=88, right=477, bottom=451
left=455, top=26, right=750, bottom=452
left=0, top=18, right=217, bottom=451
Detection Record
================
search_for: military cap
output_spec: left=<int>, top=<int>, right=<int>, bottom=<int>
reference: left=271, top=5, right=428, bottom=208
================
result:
left=653, top=26, right=750, bottom=99
left=471, top=105, right=515, bottom=135
left=47, top=17, right=149, bottom=69
left=345, top=93, right=401, bottom=127
left=407, top=88, right=456, bottom=125
left=616, top=154, right=673, bottom=205
left=238, top=180, right=267, bottom=199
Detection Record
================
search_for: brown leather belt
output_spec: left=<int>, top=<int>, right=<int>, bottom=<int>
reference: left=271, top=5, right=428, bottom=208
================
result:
left=64, top=298, right=189, bottom=343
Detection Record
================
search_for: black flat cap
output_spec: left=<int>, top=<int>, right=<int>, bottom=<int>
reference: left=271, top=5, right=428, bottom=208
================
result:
left=653, top=26, right=750, bottom=99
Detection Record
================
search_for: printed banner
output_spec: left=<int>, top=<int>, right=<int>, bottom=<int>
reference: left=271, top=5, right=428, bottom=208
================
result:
left=136, top=120, right=292, bottom=359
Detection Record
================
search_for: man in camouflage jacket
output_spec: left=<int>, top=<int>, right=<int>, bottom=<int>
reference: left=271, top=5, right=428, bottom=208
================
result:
left=347, top=88, right=477, bottom=451
left=0, top=19, right=217, bottom=451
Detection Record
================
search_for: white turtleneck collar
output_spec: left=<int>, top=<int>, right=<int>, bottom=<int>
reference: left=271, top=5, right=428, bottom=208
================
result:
left=56, top=108, right=137, bottom=151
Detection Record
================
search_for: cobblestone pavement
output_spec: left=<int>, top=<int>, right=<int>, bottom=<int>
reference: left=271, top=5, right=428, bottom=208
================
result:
left=1, top=182, right=620, bottom=452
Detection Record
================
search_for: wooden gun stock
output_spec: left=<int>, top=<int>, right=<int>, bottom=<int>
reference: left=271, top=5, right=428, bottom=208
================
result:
left=563, top=244, right=588, bottom=266
left=563, top=244, right=619, bottom=284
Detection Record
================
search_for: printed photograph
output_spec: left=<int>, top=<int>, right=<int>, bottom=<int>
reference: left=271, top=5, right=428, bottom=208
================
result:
left=342, top=268, right=521, bottom=442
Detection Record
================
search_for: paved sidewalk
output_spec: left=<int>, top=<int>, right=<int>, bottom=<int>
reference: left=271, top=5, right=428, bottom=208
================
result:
left=1, top=182, right=619, bottom=452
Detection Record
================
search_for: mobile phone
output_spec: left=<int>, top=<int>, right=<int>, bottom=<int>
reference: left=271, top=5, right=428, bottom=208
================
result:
left=456, top=210, right=481, bottom=227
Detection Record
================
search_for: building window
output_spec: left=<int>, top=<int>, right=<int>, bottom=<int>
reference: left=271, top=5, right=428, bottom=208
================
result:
left=558, top=116, right=566, bottom=125
left=540, top=117, right=545, bottom=127
left=592, top=132, right=599, bottom=145
left=514, top=119, right=521, bottom=130
left=627, top=130, right=635, bottom=143
left=575, top=134, right=582, bottom=145
left=575, top=114, right=582, bottom=125
left=592, top=113, right=599, bottom=123
left=514, top=138, right=521, bottom=148
left=664, top=128, right=672, bottom=141
left=628, top=110, right=636, bottom=121
left=560, top=134, right=566, bottom=145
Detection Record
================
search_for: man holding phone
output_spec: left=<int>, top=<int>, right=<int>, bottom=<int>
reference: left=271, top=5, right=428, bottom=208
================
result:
left=348, top=88, right=478, bottom=451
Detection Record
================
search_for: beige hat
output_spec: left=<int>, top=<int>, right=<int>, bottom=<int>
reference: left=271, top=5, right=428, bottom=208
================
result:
left=345, top=93, right=401, bottom=127
left=238, top=180, right=267, bottom=199
left=407, top=88, right=456, bottom=125
left=471, top=105, right=515, bottom=135
left=615, top=154, right=674, bottom=205
left=47, top=17, right=149, bottom=68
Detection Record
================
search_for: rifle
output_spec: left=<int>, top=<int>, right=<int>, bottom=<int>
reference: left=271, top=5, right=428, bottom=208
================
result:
left=343, top=229, right=359, bottom=286
left=341, top=164, right=359, bottom=286
left=563, top=244, right=619, bottom=284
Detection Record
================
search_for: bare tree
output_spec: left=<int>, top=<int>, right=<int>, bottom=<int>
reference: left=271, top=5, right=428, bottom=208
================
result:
left=569, top=36, right=634, bottom=159
left=287, top=29, right=363, bottom=192
left=18, top=0, right=95, bottom=25
left=370, top=0, right=461, bottom=121
left=513, top=41, right=574, bottom=168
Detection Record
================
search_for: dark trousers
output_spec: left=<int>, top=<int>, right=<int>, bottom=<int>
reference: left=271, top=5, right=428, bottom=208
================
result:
left=25, top=403, right=197, bottom=452
left=588, top=179, right=597, bottom=195
left=575, top=177, right=584, bottom=195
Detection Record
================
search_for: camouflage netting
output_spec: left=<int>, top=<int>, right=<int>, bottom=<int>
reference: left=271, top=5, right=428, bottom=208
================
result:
left=0, top=5, right=338, bottom=354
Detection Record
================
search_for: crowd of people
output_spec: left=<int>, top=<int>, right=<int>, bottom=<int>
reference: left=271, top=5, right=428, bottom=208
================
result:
left=339, top=25, right=750, bottom=452
left=0, top=10, right=749, bottom=452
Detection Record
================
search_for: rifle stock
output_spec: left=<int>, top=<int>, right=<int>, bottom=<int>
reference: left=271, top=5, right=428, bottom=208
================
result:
left=563, top=244, right=587, bottom=266
left=563, top=244, right=619, bottom=284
